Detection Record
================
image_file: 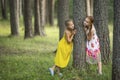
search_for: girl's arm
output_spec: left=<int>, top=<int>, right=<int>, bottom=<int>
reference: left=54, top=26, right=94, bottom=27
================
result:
left=87, top=30, right=94, bottom=40
left=65, top=31, right=75, bottom=43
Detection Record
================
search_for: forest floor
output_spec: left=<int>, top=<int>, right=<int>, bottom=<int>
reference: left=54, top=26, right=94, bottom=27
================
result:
left=0, top=20, right=112, bottom=80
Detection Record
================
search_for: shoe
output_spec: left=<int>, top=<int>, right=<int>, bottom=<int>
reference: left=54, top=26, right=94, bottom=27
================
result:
left=59, top=73, right=63, bottom=77
left=49, top=68, right=54, bottom=76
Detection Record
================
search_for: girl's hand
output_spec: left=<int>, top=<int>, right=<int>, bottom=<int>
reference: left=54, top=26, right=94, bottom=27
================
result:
left=72, top=29, right=77, bottom=35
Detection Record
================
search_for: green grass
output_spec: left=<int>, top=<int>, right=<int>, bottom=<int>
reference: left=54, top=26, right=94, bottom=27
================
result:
left=0, top=20, right=112, bottom=80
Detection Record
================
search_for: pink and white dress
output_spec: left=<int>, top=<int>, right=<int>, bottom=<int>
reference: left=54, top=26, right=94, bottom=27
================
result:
left=86, top=26, right=101, bottom=64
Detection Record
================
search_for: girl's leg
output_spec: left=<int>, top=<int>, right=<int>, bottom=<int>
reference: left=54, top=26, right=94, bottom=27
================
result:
left=56, top=66, right=63, bottom=77
left=98, top=61, right=102, bottom=74
left=49, top=65, right=56, bottom=76
left=51, top=65, right=56, bottom=71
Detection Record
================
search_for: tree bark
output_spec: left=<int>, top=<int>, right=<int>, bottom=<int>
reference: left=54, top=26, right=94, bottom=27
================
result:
left=18, top=0, right=22, bottom=17
left=34, top=0, right=40, bottom=36
left=94, top=0, right=110, bottom=64
left=23, top=0, right=33, bottom=38
left=39, top=0, right=46, bottom=36
left=112, top=0, right=120, bottom=79
left=48, top=0, right=54, bottom=26
left=9, top=0, right=19, bottom=36
left=0, top=0, right=7, bottom=19
left=73, top=0, right=86, bottom=69
left=57, top=0, right=69, bottom=40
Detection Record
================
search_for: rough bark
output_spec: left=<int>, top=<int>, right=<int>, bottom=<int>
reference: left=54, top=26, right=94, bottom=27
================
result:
left=73, top=0, right=86, bottom=69
left=23, top=0, right=33, bottom=38
left=94, top=0, right=110, bottom=64
left=9, top=0, right=19, bottom=36
left=0, top=0, right=7, bottom=19
left=112, top=0, right=120, bottom=79
left=34, top=0, right=40, bottom=36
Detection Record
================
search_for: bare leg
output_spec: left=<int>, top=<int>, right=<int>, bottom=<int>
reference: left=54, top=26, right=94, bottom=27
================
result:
left=56, top=66, right=60, bottom=74
left=49, top=65, right=56, bottom=76
left=98, top=62, right=102, bottom=75
left=51, top=65, right=56, bottom=71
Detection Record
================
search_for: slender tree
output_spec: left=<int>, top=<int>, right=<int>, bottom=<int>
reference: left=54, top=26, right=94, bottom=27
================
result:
left=73, top=0, right=86, bottom=68
left=9, top=0, right=19, bottom=36
left=48, top=0, right=54, bottom=26
left=94, top=0, right=110, bottom=64
left=23, top=0, right=33, bottom=38
left=39, top=0, right=46, bottom=36
left=34, top=0, right=40, bottom=36
left=112, top=0, right=120, bottom=79
left=0, top=0, right=7, bottom=19
left=57, top=0, right=69, bottom=40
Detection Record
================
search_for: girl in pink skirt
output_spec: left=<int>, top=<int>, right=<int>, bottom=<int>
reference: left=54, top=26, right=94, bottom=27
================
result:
left=83, top=16, right=102, bottom=75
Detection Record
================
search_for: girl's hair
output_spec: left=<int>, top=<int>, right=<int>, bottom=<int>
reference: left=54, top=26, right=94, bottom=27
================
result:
left=65, top=19, right=73, bottom=31
left=65, top=19, right=73, bottom=27
left=86, top=16, right=94, bottom=40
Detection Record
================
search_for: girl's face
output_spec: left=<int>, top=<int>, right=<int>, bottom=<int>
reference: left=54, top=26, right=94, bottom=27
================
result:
left=84, top=18, right=91, bottom=27
left=68, top=21, right=74, bottom=30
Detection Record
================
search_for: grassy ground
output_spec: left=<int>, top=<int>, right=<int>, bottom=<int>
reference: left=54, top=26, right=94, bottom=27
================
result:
left=0, top=20, right=112, bottom=80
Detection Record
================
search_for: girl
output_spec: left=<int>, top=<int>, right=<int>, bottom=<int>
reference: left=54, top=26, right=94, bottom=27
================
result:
left=83, top=16, right=102, bottom=75
left=49, top=19, right=76, bottom=76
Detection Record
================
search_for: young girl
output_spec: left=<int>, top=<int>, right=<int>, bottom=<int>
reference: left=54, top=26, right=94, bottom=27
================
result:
left=83, top=16, right=102, bottom=75
left=49, top=19, right=76, bottom=76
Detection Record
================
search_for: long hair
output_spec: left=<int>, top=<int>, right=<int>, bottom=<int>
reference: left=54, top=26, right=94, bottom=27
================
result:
left=87, top=16, right=94, bottom=40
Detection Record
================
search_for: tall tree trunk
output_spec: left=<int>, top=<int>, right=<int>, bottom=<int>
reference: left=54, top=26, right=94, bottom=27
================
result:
left=39, top=0, right=46, bottom=36
left=86, top=0, right=93, bottom=16
left=45, top=0, right=49, bottom=24
left=57, top=0, right=69, bottom=40
left=86, top=0, right=91, bottom=16
left=90, top=0, right=93, bottom=16
left=34, top=0, right=40, bottom=36
left=112, top=0, right=120, bottom=79
left=0, top=0, right=7, bottom=19
left=48, top=0, right=54, bottom=26
left=94, top=0, right=110, bottom=64
left=9, top=0, right=19, bottom=36
left=18, top=0, right=22, bottom=17
left=23, top=0, right=33, bottom=38
left=73, top=0, right=86, bottom=68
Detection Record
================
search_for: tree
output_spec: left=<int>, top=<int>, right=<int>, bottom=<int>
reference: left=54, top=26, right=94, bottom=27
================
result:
left=9, top=0, right=19, bottom=36
left=57, top=0, right=69, bottom=40
left=23, top=0, right=33, bottom=38
left=94, top=0, right=110, bottom=64
left=112, top=0, right=120, bottom=79
left=48, top=0, right=54, bottom=26
left=73, top=0, right=86, bottom=68
left=18, top=0, right=22, bottom=17
left=34, top=0, right=40, bottom=36
left=39, top=0, right=46, bottom=36
left=0, top=0, right=7, bottom=19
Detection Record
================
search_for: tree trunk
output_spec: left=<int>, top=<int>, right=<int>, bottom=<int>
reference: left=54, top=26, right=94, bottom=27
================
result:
left=112, top=0, right=120, bottom=79
left=34, top=0, right=40, bottom=36
left=57, top=0, right=69, bottom=40
left=0, top=0, right=7, bottom=19
left=73, top=0, right=86, bottom=69
left=18, top=0, right=22, bottom=17
left=48, top=0, right=54, bottom=26
left=94, top=0, right=110, bottom=64
left=9, top=0, right=19, bottom=36
left=39, top=0, right=46, bottom=36
left=23, top=0, right=33, bottom=38
left=86, top=0, right=93, bottom=16
left=86, top=0, right=91, bottom=16
left=45, top=0, right=49, bottom=24
left=90, top=0, right=93, bottom=16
